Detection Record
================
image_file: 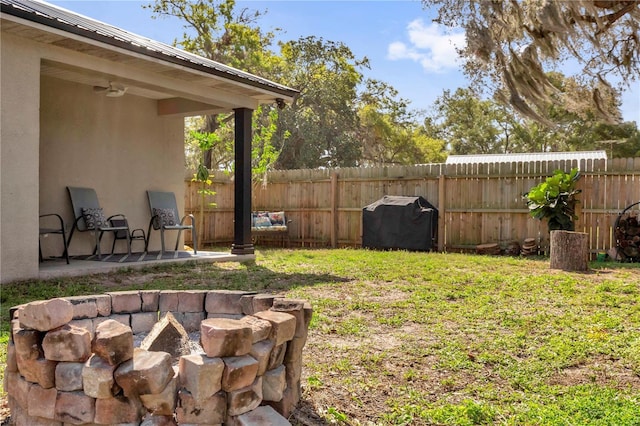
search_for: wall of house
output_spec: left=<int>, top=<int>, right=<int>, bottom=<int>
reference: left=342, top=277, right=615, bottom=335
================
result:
left=1, top=33, right=42, bottom=283
left=39, top=76, right=185, bottom=258
left=1, top=31, right=186, bottom=283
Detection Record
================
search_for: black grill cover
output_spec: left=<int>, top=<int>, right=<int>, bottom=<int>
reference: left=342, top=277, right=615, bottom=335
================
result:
left=362, top=195, right=438, bottom=251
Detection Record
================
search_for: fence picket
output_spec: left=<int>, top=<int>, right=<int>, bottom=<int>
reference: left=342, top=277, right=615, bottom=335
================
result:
left=185, top=158, right=640, bottom=255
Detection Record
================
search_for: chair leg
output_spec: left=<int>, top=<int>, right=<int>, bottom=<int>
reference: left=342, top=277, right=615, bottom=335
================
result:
left=61, top=231, right=70, bottom=264
left=160, top=229, right=166, bottom=255
left=126, top=230, right=132, bottom=256
left=192, top=227, right=197, bottom=254
left=95, top=231, right=102, bottom=259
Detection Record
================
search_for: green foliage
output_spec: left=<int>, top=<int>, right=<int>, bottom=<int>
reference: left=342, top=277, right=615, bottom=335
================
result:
left=273, top=36, right=367, bottom=169
left=358, top=79, right=447, bottom=165
left=524, top=168, right=581, bottom=232
left=251, top=105, right=288, bottom=185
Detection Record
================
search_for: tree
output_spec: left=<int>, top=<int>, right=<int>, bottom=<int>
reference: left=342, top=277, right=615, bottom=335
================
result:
left=430, top=88, right=517, bottom=154
left=357, top=80, right=446, bottom=165
left=271, top=36, right=368, bottom=169
left=423, top=0, right=639, bottom=124
left=147, top=0, right=280, bottom=168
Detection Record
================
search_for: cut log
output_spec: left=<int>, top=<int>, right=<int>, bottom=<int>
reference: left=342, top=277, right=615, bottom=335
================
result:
left=549, top=230, right=589, bottom=272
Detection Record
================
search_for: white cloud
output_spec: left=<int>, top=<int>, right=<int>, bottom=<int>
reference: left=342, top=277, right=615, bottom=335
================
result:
left=387, top=19, right=465, bottom=73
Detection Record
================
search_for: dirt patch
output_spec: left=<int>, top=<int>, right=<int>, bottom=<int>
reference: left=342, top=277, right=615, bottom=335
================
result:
left=548, top=357, right=640, bottom=390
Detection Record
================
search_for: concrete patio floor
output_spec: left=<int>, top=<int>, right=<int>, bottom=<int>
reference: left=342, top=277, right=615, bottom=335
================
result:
left=38, top=250, right=256, bottom=280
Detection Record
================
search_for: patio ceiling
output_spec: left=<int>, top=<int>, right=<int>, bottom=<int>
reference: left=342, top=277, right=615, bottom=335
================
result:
left=1, top=0, right=298, bottom=116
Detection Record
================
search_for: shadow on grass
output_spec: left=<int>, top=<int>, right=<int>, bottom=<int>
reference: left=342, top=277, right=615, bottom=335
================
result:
left=0, top=261, right=351, bottom=333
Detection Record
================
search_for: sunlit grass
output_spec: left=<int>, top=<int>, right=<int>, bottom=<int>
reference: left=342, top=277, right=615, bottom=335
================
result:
left=1, top=248, right=639, bottom=424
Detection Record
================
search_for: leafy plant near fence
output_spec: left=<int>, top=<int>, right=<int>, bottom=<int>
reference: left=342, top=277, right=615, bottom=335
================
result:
left=524, top=167, right=581, bottom=232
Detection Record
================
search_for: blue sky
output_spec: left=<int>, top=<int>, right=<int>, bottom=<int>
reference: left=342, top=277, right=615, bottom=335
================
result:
left=53, top=0, right=639, bottom=124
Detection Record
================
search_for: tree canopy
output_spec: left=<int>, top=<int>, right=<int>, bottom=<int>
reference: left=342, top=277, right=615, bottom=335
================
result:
left=423, top=0, right=640, bottom=124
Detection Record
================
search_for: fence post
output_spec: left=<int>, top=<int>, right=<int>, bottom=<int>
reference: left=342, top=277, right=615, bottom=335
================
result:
left=331, top=172, right=339, bottom=248
left=438, top=173, right=446, bottom=252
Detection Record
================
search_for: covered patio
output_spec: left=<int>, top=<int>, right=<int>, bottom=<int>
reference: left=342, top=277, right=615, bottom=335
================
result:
left=0, top=0, right=297, bottom=283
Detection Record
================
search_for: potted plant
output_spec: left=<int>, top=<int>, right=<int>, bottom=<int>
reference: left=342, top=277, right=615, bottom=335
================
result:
left=524, top=168, right=581, bottom=232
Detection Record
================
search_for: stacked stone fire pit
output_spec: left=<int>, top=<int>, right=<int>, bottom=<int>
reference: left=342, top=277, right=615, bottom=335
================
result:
left=4, top=290, right=312, bottom=425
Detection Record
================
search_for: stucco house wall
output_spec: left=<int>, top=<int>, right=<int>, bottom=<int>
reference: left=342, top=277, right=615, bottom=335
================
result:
left=39, top=75, right=185, bottom=257
left=1, top=32, right=42, bottom=283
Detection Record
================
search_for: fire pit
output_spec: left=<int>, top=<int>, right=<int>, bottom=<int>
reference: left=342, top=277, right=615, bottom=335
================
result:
left=4, top=290, right=312, bottom=425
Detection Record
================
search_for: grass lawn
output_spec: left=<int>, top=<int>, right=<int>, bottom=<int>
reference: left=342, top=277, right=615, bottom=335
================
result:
left=1, top=248, right=640, bottom=425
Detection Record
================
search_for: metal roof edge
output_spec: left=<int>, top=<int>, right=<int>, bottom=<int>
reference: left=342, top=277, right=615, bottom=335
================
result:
left=0, top=0, right=298, bottom=99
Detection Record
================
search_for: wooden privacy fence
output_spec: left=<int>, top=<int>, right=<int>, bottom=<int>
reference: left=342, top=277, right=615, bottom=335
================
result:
left=185, top=157, right=640, bottom=256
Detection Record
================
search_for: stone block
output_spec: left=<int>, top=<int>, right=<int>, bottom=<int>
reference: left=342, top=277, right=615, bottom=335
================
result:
left=267, top=343, right=287, bottom=370
left=284, top=358, right=302, bottom=390
left=115, top=348, right=173, bottom=397
left=4, top=371, right=30, bottom=409
left=94, top=394, right=145, bottom=424
left=263, top=386, right=298, bottom=419
left=239, top=316, right=272, bottom=343
left=27, top=384, right=57, bottom=419
left=13, top=323, right=43, bottom=361
left=55, top=362, right=84, bottom=392
left=272, top=298, right=307, bottom=338
left=221, top=355, right=259, bottom=392
left=140, top=312, right=189, bottom=358
left=158, top=291, right=179, bottom=312
left=179, top=354, right=224, bottom=402
left=251, top=294, right=282, bottom=315
left=131, top=312, right=159, bottom=334
left=68, top=319, right=94, bottom=339
left=182, top=311, right=205, bottom=333
left=17, top=357, right=56, bottom=388
left=262, top=365, right=286, bottom=402
left=200, top=318, right=253, bottom=358
left=108, top=291, right=142, bottom=314
left=205, top=290, right=251, bottom=314
left=15, top=413, right=62, bottom=426
left=250, top=340, right=274, bottom=376
left=83, top=354, right=119, bottom=399
left=176, top=389, right=226, bottom=425
left=231, top=405, right=291, bottom=426
left=207, top=313, right=244, bottom=320
left=6, top=341, right=18, bottom=372
left=64, top=296, right=98, bottom=320
left=94, top=294, right=112, bottom=317
left=284, top=336, right=307, bottom=365
left=252, top=311, right=296, bottom=346
left=54, top=390, right=96, bottom=424
left=92, top=319, right=134, bottom=365
left=97, top=313, right=130, bottom=328
left=19, top=299, right=74, bottom=332
left=177, top=290, right=206, bottom=312
left=140, top=368, right=179, bottom=416
left=42, top=324, right=91, bottom=362
left=227, top=377, right=262, bottom=417
left=140, top=290, right=160, bottom=312
left=239, top=294, right=256, bottom=315
left=140, top=414, right=178, bottom=426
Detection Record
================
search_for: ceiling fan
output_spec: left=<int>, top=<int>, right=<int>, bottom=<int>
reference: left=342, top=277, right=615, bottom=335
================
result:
left=93, top=82, right=127, bottom=97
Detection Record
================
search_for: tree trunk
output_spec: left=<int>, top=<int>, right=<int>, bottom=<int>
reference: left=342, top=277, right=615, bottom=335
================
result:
left=549, top=230, right=589, bottom=271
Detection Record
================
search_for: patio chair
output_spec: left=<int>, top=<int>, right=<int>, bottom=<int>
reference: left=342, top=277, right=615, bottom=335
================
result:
left=145, top=190, right=197, bottom=255
left=39, top=213, right=70, bottom=264
left=66, top=186, right=133, bottom=259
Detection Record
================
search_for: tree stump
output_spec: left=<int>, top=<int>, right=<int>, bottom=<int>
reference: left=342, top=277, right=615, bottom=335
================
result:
left=549, top=230, right=589, bottom=271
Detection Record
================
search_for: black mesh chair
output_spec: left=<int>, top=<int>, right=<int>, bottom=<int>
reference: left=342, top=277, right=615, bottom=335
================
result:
left=145, top=190, right=197, bottom=255
left=66, top=186, right=133, bottom=259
